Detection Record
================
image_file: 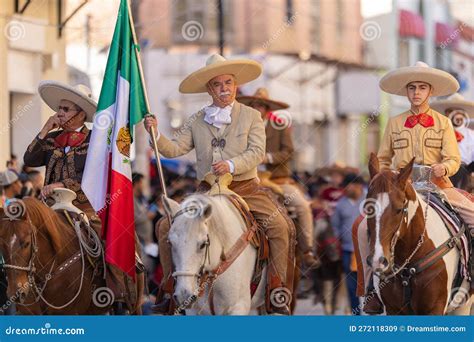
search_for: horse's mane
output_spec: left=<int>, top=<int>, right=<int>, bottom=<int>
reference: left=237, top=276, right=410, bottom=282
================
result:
left=368, top=170, right=395, bottom=195
left=3, top=197, right=77, bottom=256
left=368, top=170, right=416, bottom=202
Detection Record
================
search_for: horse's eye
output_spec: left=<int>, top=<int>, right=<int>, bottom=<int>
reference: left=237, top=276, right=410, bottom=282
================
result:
left=199, top=242, right=207, bottom=250
left=21, top=241, right=30, bottom=249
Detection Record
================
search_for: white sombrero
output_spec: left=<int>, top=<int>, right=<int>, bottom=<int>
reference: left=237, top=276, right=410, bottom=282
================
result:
left=38, top=81, right=97, bottom=122
left=179, top=54, right=262, bottom=94
left=431, top=93, right=474, bottom=116
left=379, top=61, right=459, bottom=97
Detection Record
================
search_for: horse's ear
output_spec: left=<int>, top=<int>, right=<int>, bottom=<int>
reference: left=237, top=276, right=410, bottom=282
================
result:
left=162, top=196, right=179, bottom=217
left=201, top=203, right=212, bottom=220
left=368, top=152, right=380, bottom=180
left=397, top=157, right=415, bottom=188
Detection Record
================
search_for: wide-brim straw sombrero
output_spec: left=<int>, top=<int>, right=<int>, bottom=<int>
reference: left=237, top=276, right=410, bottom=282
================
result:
left=237, top=87, right=289, bottom=111
left=38, top=81, right=97, bottom=122
left=179, top=54, right=262, bottom=94
left=431, top=93, right=474, bottom=116
left=379, top=61, right=459, bottom=97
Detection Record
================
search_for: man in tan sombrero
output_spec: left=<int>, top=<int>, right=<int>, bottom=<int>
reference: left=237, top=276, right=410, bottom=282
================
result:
left=432, top=93, right=474, bottom=190
left=356, top=61, right=474, bottom=314
left=144, top=54, right=296, bottom=315
left=24, top=81, right=97, bottom=212
left=238, top=88, right=320, bottom=268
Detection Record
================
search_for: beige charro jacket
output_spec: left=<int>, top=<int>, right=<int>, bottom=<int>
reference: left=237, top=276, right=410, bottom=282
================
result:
left=156, top=102, right=266, bottom=181
left=377, top=108, right=461, bottom=188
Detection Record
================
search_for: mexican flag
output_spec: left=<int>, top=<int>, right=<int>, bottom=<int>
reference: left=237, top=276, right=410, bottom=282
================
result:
left=82, top=0, right=147, bottom=279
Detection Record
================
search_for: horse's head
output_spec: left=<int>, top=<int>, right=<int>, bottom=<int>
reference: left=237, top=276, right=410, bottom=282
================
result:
left=0, top=199, right=35, bottom=303
left=365, top=153, right=417, bottom=277
left=163, top=195, right=213, bottom=306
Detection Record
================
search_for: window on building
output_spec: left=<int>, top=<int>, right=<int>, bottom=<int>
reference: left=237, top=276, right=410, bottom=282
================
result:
left=417, top=39, right=425, bottom=63
left=335, top=0, right=344, bottom=41
left=435, top=46, right=448, bottom=70
left=398, top=39, right=409, bottom=66
left=310, top=0, right=321, bottom=51
left=286, top=0, right=294, bottom=24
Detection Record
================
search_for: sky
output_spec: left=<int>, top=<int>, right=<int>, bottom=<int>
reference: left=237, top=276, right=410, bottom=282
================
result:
left=361, top=0, right=393, bottom=18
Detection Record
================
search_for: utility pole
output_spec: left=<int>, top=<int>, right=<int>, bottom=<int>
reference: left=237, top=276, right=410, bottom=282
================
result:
left=217, top=0, right=224, bottom=56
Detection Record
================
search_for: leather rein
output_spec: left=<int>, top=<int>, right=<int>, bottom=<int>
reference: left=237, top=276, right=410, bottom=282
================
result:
left=170, top=195, right=258, bottom=314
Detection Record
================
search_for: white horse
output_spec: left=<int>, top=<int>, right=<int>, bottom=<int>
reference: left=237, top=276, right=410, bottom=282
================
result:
left=162, top=193, right=267, bottom=315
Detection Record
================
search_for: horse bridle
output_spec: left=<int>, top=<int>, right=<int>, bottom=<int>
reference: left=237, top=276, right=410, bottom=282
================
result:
left=2, top=217, right=39, bottom=276
left=373, top=188, right=430, bottom=281
left=1, top=216, right=56, bottom=304
left=171, top=234, right=211, bottom=279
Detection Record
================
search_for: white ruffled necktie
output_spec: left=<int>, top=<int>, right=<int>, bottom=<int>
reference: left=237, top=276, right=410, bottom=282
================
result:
left=203, top=104, right=233, bottom=128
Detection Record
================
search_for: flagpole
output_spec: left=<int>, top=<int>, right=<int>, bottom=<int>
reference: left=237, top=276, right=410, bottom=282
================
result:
left=126, top=0, right=168, bottom=198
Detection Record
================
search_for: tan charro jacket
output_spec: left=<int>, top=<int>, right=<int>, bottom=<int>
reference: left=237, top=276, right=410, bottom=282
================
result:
left=156, top=102, right=266, bottom=181
left=377, top=108, right=461, bottom=188
left=264, top=120, right=294, bottom=179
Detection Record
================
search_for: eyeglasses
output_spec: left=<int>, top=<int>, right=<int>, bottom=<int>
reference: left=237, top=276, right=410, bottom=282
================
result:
left=58, top=106, right=80, bottom=114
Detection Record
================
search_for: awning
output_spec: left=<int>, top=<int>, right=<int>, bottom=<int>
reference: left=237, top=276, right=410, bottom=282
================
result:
left=435, top=22, right=459, bottom=47
left=458, top=21, right=474, bottom=42
left=399, top=9, right=425, bottom=39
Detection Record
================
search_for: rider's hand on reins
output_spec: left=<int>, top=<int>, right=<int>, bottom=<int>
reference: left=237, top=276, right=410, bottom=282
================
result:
left=40, top=182, right=65, bottom=199
left=431, top=164, right=447, bottom=178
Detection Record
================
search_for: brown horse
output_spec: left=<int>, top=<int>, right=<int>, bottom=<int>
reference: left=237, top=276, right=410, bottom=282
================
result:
left=0, top=197, right=144, bottom=315
left=362, top=154, right=472, bottom=315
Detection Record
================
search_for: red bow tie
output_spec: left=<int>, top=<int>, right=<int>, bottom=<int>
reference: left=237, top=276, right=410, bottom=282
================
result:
left=455, top=130, right=464, bottom=142
left=54, top=131, right=86, bottom=148
left=404, top=113, right=435, bottom=128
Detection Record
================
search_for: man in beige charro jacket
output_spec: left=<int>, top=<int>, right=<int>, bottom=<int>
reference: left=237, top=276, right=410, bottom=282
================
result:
left=356, top=61, right=474, bottom=314
left=144, top=54, right=296, bottom=315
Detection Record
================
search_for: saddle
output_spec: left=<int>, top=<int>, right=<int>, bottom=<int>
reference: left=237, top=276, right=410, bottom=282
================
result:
left=204, top=173, right=269, bottom=296
left=257, top=171, right=284, bottom=196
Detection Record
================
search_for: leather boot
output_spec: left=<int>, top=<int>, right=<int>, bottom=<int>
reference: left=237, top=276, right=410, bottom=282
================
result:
left=469, top=227, right=474, bottom=290
left=303, top=251, right=321, bottom=269
left=363, top=275, right=384, bottom=315
left=266, top=270, right=291, bottom=315
left=152, top=276, right=174, bottom=315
